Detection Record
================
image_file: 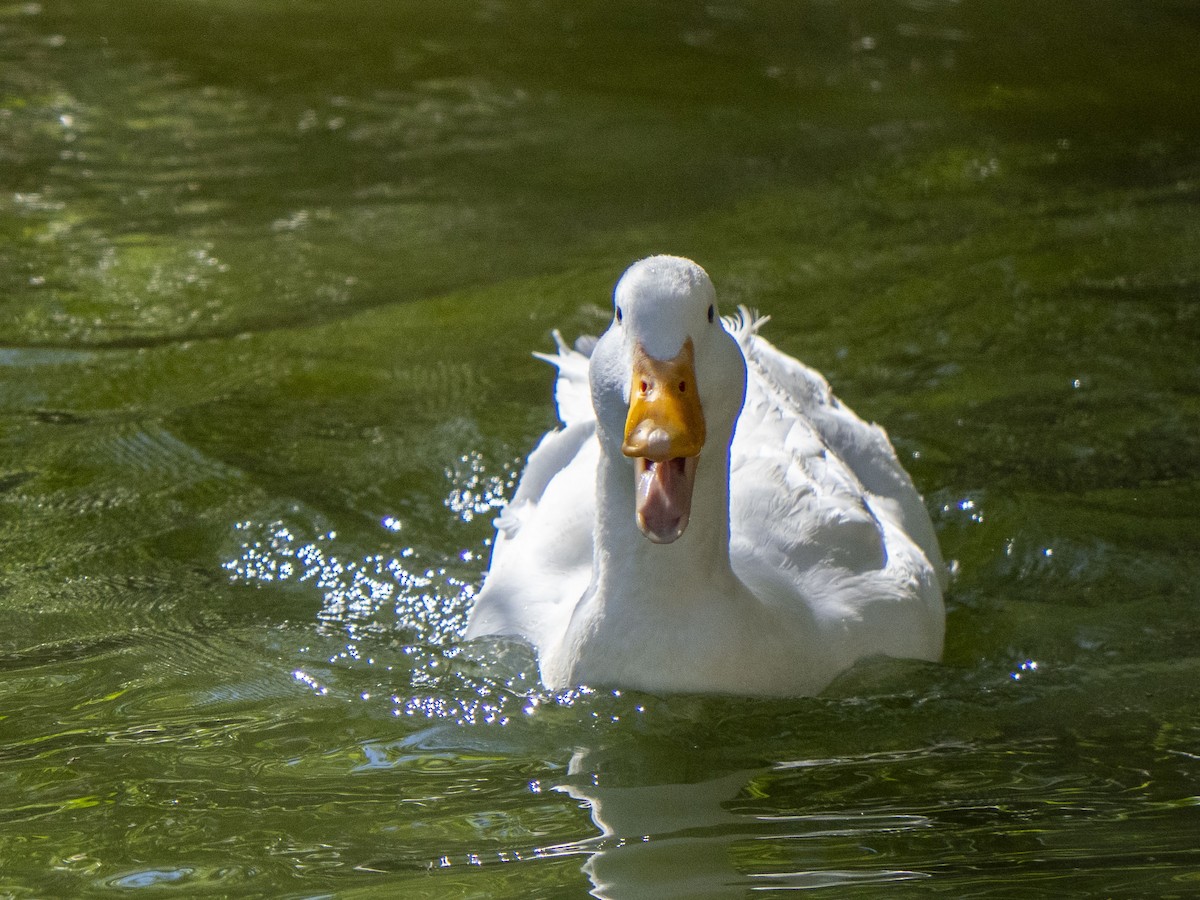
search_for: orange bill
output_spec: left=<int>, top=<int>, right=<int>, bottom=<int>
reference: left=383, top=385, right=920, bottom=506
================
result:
left=622, top=339, right=706, bottom=543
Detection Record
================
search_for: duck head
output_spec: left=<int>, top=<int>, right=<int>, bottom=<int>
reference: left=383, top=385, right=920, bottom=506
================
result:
left=590, top=256, right=747, bottom=544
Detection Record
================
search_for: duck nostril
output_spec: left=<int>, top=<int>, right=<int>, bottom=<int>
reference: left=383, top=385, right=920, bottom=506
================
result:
left=679, top=381, right=687, bottom=393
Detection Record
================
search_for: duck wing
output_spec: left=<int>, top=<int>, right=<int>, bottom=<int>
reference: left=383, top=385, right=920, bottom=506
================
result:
left=725, top=309, right=945, bottom=658
left=463, top=333, right=598, bottom=647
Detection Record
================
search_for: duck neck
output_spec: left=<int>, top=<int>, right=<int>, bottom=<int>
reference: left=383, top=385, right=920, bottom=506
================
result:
left=590, top=443, right=740, bottom=611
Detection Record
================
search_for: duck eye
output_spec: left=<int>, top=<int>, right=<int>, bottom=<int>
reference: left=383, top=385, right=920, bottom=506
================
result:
left=616, top=306, right=623, bottom=323
left=707, top=304, right=715, bottom=323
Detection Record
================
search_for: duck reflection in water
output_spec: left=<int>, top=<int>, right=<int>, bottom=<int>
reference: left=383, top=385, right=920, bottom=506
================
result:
left=548, top=744, right=932, bottom=897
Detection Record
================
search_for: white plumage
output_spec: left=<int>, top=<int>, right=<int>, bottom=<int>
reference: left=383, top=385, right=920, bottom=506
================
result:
left=465, top=256, right=945, bottom=696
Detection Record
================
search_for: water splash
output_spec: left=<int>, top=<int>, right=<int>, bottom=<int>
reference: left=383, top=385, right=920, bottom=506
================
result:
left=223, top=520, right=474, bottom=648
left=222, top=448, right=529, bottom=711
left=444, top=449, right=517, bottom=524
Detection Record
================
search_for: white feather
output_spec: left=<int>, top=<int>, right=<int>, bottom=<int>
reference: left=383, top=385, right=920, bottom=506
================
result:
left=466, top=257, right=945, bottom=696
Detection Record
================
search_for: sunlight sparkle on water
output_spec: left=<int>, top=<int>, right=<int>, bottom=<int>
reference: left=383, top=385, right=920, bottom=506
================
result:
left=221, top=449, right=523, bottom=715
left=292, top=668, right=329, bottom=695
left=1010, top=659, right=1040, bottom=681
left=223, top=520, right=475, bottom=647
left=219, top=441, right=661, bottom=727
left=445, top=450, right=516, bottom=523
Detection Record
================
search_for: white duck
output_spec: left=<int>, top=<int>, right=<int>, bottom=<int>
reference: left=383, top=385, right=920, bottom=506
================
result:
left=465, top=256, right=945, bottom=696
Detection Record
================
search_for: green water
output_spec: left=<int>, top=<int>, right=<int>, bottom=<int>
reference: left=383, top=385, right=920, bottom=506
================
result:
left=3, top=1, right=1199, bottom=895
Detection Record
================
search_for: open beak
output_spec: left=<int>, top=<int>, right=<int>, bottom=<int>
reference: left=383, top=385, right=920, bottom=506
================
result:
left=622, top=338, right=705, bottom=543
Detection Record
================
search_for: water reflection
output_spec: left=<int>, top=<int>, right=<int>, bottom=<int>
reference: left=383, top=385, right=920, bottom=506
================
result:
left=549, top=748, right=937, bottom=897
left=553, top=759, right=763, bottom=899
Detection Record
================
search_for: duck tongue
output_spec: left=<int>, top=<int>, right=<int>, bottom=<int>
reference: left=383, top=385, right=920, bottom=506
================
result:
left=634, top=456, right=697, bottom=544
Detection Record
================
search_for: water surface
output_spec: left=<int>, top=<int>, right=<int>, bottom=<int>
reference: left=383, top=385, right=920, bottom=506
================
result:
left=2, top=1, right=1198, bottom=896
